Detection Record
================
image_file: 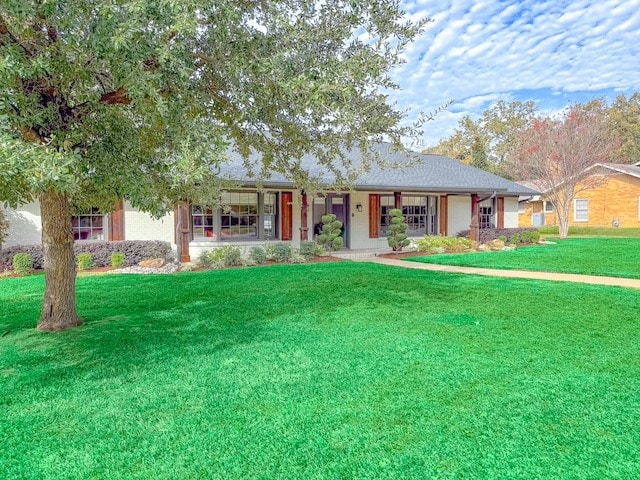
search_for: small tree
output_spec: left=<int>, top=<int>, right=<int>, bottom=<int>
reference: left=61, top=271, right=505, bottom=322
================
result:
left=317, top=214, right=343, bottom=251
left=387, top=208, right=410, bottom=252
left=512, top=105, right=619, bottom=238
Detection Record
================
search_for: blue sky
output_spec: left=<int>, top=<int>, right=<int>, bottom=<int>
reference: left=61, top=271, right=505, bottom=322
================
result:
left=391, top=0, right=640, bottom=148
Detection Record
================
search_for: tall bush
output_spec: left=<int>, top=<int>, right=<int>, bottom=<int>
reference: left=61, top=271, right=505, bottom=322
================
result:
left=387, top=209, right=410, bottom=252
left=12, top=253, right=33, bottom=275
left=317, top=214, right=343, bottom=251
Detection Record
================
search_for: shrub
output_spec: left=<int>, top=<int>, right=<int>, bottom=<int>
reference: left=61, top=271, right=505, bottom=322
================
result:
left=221, top=246, right=242, bottom=266
left=198, top=249, right=225, bottom=269
left=249, top=246, right=267, bottom=264
left=520, top=231, right=541, bottom=244
left=0, top=240, right=172, bottom=271
left=272, top=243, right=292, bottom=263
left=289, top=250, right=307, bottom=264
left=12, top=253, right=33, bottom=275
left=416, top=235, right=473, bottom=254
left=317, top=214, right=343, bottom=251
left=457, top=228, right=539, bottom=244
left=299, top=241, right=323, bottom=259
left=498, top=235, right=507, bottom=242
left=199, top=246, right=242, bottom=269
left=77, top=252, right=94, bottom=271
left=509, top=233, right=521, bottom=245
left=111, top=252, right=125, bottom=268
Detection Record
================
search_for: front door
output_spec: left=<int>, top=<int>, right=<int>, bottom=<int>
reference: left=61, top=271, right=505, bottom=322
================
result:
left=313, top=194, right=349, bottom=248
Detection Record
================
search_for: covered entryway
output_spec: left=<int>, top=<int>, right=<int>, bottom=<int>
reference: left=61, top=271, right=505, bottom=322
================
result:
left=312, top=194, right=350, bottom=248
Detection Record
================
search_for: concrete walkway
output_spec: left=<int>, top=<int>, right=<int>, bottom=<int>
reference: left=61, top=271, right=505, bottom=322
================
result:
left=356, top=256, right=640, bottom=290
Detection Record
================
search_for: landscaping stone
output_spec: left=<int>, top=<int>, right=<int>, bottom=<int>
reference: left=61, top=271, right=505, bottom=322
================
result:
left=138, top=258, right=165, bottom=268
left=110, top=263, right=179, bottom=275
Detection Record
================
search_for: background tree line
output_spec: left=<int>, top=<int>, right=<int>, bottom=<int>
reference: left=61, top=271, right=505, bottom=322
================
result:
left=425, top=94, right=640, bottom=178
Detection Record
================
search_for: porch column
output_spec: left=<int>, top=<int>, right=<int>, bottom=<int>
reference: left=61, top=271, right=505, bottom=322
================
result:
left=470, top=194, right=479, bottom=242
left=394, top=191, right=402, bottom=209
left=497, top=196, right=505, bottom=229
left=439, top=195, right=448, bottom=236
left=300, top=192, right=309, bottom=241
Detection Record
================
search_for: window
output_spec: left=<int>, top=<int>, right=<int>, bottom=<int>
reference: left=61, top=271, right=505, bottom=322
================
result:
left=379, top=195, right=437, bottom=237
left=72, top=208, right=105, bottom=241
left=192, top=205, right=215, bottom=238
left=518, top=202, right=526, bottom=214
left=379, top=195, right=395, bottom=235
left=479, top=198, right=495, bottom=229
left=543, top=201, right=553, bottom=213
left=192, top=191, right=279, bottom=241
left=574, top=198, right=588, bottom=222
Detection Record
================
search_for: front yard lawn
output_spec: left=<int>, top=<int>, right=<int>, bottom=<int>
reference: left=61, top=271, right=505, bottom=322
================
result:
left=408, top=237, right=640, bottom=278
left=1, top=263, right=639, bottom=479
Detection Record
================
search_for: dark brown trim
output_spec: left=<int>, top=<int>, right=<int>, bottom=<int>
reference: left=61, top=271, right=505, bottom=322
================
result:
left=439, top=195, right=448, bottom=236
left=300, top=192, right=309, bottom=241
left=497, top=196, right=505, bottom=229
left=108, top=199, right=125, bottom=241
left=369, top=194, right=380, bottom=238
left=281, top=192, right=293, bottom=241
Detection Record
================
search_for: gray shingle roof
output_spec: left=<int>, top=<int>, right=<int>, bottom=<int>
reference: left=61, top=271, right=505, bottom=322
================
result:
left=219, top=142, right=539, bottom=196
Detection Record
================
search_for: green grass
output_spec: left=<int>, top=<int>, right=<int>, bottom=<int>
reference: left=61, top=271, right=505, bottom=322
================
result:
left=538, top=225, right=640, bottom=237
left=2, top=263, right=639, bottom=479
left=408, top=237, right=640, bottom=278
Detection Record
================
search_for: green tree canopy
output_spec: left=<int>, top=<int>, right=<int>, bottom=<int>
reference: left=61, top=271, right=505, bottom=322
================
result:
left=0, top=0, right=428, bottom=330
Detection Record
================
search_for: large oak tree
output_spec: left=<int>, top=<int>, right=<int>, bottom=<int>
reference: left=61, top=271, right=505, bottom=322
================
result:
left=0, top=0, right=428, bottom=331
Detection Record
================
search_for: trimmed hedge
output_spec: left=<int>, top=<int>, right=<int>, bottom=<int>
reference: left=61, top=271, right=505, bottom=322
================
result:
left=457, top=228, right=539, bottom=244
left=0, top=240, right=172, bottom=271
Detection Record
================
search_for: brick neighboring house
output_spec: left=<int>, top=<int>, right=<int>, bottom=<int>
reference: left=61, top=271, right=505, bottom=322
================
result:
left=3, top=143, right=537, bottom=260
left=518, top=162, right=640, bottom=228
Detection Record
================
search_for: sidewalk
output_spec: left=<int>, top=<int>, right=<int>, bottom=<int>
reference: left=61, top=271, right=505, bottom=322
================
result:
left=356, top=256, right=640, bottom=290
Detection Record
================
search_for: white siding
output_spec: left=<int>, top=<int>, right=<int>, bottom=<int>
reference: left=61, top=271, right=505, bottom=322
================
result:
left=3, top=202, right=42, bottom=247
left=348, top=191, right=387, bottom=250
left=504, top=197, right=519, bottom=228
left=123, top=202, right=175, bottom=244
left=447, top=196, right=471, bottom=236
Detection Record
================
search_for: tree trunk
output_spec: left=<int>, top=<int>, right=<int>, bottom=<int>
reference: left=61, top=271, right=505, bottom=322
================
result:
left=558, top=216, right=570, bottom=239
left=37, top=190, right=83, bottom=331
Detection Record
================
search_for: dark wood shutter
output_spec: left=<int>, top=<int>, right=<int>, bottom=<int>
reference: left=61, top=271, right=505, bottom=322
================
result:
left=439, top=195, right=448, bottom=236
left=108, top=199, right=125, bottom=241
left=497, top=196, right=505, bottom=229
left=281, top=192, right=293, bottom=241
left=369, top=194, right=380, bottom=238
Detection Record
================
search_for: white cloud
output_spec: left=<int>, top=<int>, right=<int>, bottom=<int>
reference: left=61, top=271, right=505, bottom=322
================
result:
left=393, top=0, right=640, bottom=147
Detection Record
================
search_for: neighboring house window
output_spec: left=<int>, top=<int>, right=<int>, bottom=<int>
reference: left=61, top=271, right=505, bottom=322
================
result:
left=479, top=198, right=495, bottom=229
left=518, top=202, right=526, bottom=214
left=543, top=201, right=553, bottom=213
left=192, top=191, right=279, bottom=241
left=574, top=198, right=588, bottom=222
left=72, top=208, right=105, bottom=241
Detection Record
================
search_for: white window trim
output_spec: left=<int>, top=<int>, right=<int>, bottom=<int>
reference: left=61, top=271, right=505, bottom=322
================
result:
left=543, top=201, right=553, bottom=213
left=574, top=198, right=588, bottom=222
